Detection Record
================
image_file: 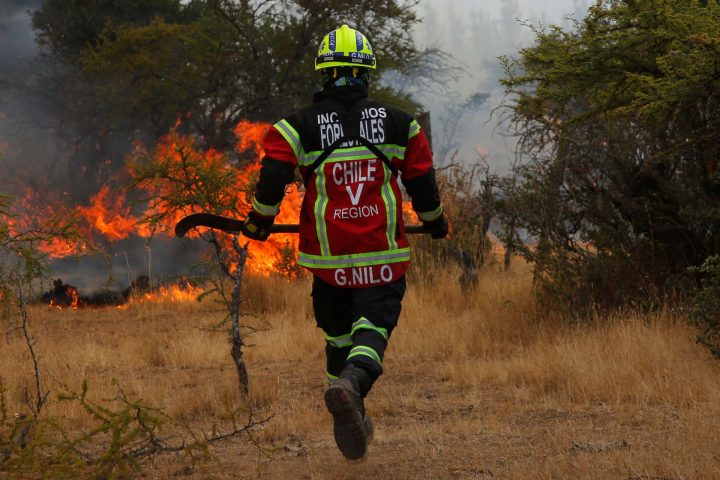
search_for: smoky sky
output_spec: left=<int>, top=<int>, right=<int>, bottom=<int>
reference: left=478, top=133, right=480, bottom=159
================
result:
left=0, top=1, right=40, bottom=68
left=412, top=0, right=591, bottom=171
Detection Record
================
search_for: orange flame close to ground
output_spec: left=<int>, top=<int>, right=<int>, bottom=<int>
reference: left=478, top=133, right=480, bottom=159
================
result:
left=5, top=120, right=302, bottom=273
left=136, top=281, right=205, bottom=303
left=34, top=119, right=303, bottom=277
left=11, top=118, right=421, bottom=288
left=48, top=286, right=80, bottom=310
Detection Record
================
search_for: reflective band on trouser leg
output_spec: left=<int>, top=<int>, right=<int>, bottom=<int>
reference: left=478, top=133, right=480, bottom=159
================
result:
left=344, top=278, right=406, bottom=379
left=326, top=372, right=339, bottom=385
left=347, top=345, right=382, bottom=366
left=325, top=332, right=353, bottom=348
left=351, top=317, right=388, bottom=340
left=416, top=206, right=443, bottom=222
left=325, top=342, right=351, bottom=384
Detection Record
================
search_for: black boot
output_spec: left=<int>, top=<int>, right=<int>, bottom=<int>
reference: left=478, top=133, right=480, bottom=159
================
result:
left=324, top=365, right=374, bottom=459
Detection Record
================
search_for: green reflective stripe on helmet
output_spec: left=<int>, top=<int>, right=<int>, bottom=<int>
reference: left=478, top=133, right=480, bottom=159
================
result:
left=408, top=120, right=421, bottom=139
left=380, top=163, right=398, bottom=250
left=252, top=198, right=280, bottom=217
left=416, top=206, right=443, bottom=222
left=298, top=248, right=410, bottom=268
left=325, top=333, right=353, bottom=348
left=314, top=167, right=331, bottom=256
left=351, top=317, right=388, bottom=340
left=347, top=345, right=382, bottom=365
left=274, top=120, right=302, bottom=160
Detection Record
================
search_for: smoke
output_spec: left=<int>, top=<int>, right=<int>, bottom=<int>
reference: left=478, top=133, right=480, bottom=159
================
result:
left=0, top=3, right=215, bottom=294
left=411, top=0, right=592, bottom=173
left=49, top=237, right=213, bottom=294
left=0, top=0, right=40, bottom=67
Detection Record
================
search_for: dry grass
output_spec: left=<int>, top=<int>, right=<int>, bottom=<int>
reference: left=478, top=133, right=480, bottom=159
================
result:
left=3, top=258, right=720, bottom=479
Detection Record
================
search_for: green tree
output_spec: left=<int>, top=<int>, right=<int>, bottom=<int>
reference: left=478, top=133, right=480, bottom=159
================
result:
left=79, top=0, right=437, bottom=149
left=14, top=0, right=453, bottom=197
left=497, top=0, right=720, bottom=312
left=31, top=0, right=188, bottom=61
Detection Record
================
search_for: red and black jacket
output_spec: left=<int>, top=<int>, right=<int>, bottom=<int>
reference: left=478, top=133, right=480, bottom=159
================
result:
left=251, top=85, right=443, bottom=287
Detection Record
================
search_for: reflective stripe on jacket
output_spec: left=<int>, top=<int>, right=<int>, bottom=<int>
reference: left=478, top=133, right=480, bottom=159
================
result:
left=255, top=86, right=440, bottom=287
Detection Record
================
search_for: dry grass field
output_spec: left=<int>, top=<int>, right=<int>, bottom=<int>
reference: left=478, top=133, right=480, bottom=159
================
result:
left=4, top=259, right=720, bottom=479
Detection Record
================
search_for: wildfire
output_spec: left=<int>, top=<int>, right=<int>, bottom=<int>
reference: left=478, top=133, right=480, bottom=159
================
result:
left=136, top=281, right=205, bottom=303
left=48, top=285, right=80, bottom=310
left=76, top=186, right=138, bottom=241
left=11, top=118, right=429, bottom=281
left=6, top=118, right=306, bottom=278
left=6, top=189, right=90, bottom=258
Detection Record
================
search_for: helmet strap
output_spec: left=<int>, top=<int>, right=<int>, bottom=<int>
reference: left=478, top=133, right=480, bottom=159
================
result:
left=322, top=66, right=369, bottom=88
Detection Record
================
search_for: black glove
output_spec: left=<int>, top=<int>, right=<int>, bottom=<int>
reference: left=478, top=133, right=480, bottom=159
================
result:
left=240, top=211, right=273, bottom=241
left=423, top=213, right=449, bottom=239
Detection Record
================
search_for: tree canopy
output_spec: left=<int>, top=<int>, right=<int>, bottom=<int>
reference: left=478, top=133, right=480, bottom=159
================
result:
left=29, top=0, right=434, bottom=151
left=5, top=0, right=456, bottom=198
left=498, top=0, right=720, bottom=311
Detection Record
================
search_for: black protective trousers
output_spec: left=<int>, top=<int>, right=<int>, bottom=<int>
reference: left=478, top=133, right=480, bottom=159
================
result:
left=311, top=275, right=406, bottom=391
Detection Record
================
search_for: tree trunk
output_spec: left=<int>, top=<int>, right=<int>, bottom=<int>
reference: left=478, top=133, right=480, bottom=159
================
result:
left=230, top=237, right=249, bottom=397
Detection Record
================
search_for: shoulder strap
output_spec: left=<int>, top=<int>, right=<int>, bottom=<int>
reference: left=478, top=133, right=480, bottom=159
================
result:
left=303, top=136, right=397, bottom=188
left=303, top=100, right=397, bottom=188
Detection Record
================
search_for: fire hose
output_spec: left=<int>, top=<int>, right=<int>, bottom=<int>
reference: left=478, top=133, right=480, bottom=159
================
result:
left=175, top=213, right=430, bottom=238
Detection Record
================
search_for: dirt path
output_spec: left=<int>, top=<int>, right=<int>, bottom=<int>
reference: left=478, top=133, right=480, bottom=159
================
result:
left=149, top=363, right=717, bottom=480
left=8, top=277, right=720, bottom=480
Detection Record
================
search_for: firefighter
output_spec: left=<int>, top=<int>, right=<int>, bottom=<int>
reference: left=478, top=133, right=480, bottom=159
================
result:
left=241, top=24, right=448, bottom=460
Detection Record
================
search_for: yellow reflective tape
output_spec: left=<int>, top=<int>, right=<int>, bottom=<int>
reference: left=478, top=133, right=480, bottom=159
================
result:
left=314, top=167, right=331, bottom=256
left=252, top=198, right=280, bottom=217
left=325, top=333, right=353, bottom=348
left=347, top=345, right=382, bottom=365
left=408, top=120, right=421, bottom=139
left=303, top=144, right=407, bottom=166
left=351, top=317, right=388, bottom=340
left=297, top=248, right=410, bottom=268
left=274, top=120, right=302, bottom=160
left=380, top=163, right=398, bottom=250
left=416, top=206, right=443, bottom=222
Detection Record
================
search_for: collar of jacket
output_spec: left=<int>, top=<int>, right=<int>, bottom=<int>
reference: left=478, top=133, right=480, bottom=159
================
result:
left=313, top=85, right=369, bottom=109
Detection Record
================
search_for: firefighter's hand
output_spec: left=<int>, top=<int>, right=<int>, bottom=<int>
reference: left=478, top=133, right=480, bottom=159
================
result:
left=240, top=212, right=273, bottom=241
left=423, top=213, right=449, bottom=240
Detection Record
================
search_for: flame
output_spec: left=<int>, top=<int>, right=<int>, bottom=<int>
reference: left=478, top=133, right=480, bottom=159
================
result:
left=231, top=121, right=303, bottom=275
left=135, top=280, right=204, bottom=303
left=402, top=199, right=417, bottom=223
left=14, top=119, right=306, bottom=278
left=49, top=285, right=80, bottom=310
left=6, top=188, right=90, bottom=258
left=76, top=186, right=139, bottom=241
left=234, top=120, right=268, bottom=158
left=38, top=238, right=88, bottom=258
